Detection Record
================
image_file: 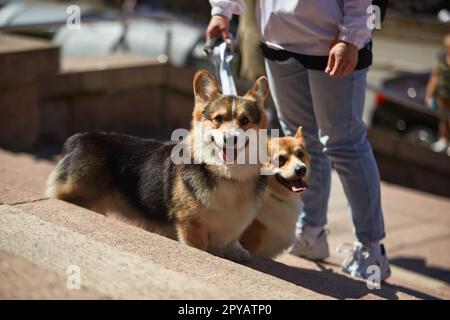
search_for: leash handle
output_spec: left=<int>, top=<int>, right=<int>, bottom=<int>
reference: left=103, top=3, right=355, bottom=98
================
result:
left=202, top=37, right=222, bottom=55
left=203, top=37, right=237, bottom=96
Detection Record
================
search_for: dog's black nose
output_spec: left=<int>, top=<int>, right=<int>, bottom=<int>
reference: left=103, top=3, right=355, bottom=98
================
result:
left=295, top=166, right=307, bottom=177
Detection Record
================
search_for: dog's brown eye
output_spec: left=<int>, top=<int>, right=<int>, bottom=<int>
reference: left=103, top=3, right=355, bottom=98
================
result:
left=213, top=115, right=224, bottom=124
left=239, top=116, right=250, bottom=126
left=278, top=156, right=287, bottom=167
left=296, top=150, right=305, bottom=159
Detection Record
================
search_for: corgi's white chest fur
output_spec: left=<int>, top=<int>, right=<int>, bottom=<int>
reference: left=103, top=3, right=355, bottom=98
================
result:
left=257, top=190, right=303, bottom=258
left=204, top=179, right=259, bottom=247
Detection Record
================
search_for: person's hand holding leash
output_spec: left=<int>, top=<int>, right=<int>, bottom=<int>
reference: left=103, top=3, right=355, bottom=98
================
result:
left=326, top=41, right=358, bottom=77
left=206, top=14, right=232, bottom=44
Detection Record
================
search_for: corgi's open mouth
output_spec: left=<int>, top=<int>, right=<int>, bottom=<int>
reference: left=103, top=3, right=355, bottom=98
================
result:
left=221, top=138, right=249, bottom=162
left=275, top=174, right=308, bottom=193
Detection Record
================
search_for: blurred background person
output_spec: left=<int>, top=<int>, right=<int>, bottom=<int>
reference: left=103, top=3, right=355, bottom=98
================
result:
left=427, top=33, right=450, bottom=155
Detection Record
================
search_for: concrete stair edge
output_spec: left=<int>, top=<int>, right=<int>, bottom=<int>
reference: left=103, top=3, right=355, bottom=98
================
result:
left=1, top=199, right=332, bottom=300
left=0, top=204, right=242, bottom=300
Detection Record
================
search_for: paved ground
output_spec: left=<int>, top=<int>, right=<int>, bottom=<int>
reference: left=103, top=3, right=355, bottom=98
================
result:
left=0, top=148, right=449, bottom=300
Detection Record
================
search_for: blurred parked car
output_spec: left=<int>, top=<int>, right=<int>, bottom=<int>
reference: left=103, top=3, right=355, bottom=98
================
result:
left=0, top=1, right=214, bottom=69
left=53, top=17, right=210, bottom=68
left=388, top=0, right=450, bottom=23
left=0, top=0, right=118, bottom=38
left=388, top=0, right=449, bottom=15
left=370, top=72, right=441, bottom=147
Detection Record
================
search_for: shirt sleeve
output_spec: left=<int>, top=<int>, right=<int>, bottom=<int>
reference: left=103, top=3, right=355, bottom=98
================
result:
left=209, top=0, right=246, bottom=20
left=338, top=0, right=373, bottom=49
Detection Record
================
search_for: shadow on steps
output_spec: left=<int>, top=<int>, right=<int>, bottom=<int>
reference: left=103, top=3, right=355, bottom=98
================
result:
left=243, top=255, right=442, bottom=300
left=390, top=257, right=450, bottom=285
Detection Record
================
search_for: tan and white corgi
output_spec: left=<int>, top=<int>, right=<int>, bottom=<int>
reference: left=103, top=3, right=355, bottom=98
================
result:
left=240, top=127, right=310, bottom=258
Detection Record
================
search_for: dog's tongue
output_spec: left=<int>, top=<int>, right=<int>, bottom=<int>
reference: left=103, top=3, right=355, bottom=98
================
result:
left=289, top=179, right=308, bottom=193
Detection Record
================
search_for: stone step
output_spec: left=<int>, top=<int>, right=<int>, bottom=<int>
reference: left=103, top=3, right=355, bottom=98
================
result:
left=0, top=250, right=104, bottom=300
left=1, top=149, right=448, bottom=300
left=0, top=204, right=239, bottom=299
left=1, top=199, right=333, bottom=299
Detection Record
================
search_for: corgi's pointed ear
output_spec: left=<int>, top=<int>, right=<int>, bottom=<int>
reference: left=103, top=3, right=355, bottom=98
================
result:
left=245, top=76, right=269, bottom=101
left=295, top=126, right=305, bottom=146
left=193, top=70, right=220, bottom=104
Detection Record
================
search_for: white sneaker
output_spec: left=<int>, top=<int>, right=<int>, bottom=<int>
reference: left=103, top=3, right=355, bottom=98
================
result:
left=288, top=226, right=330, bottom=261
left=431, top=137, right=448, bottom=153
left=338, top=242, right=391, bottom=282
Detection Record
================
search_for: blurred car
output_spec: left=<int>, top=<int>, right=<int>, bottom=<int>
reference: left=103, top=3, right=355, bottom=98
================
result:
left=53, top=17, right=209, bottom=68
left=0, top=1, right=214, bottom=69
left=0, top=0, right=118, bottom=38
left=388, top=0, right=449, bottom=15
left=370, top=72, right=440, bottom=147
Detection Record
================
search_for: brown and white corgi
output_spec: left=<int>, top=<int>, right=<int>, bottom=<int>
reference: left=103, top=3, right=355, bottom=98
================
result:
left=45, top=70, right=269, bottom=262
left=240, top=127, right=310, bottom=258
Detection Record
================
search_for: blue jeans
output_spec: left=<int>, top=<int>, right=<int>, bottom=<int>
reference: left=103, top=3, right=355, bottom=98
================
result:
left=265, top=58, right=385, bottom=243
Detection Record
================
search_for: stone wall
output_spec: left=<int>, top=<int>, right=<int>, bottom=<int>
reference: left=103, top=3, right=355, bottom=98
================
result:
left=368, top=128, right=450, bottom=198
left=38, top=54, right=195, bottom=143
left=0, top=34, right=59, bottom=150
left=379, top=12, right=449, bottom=45
left=0, top=34, right=196, bottom=150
